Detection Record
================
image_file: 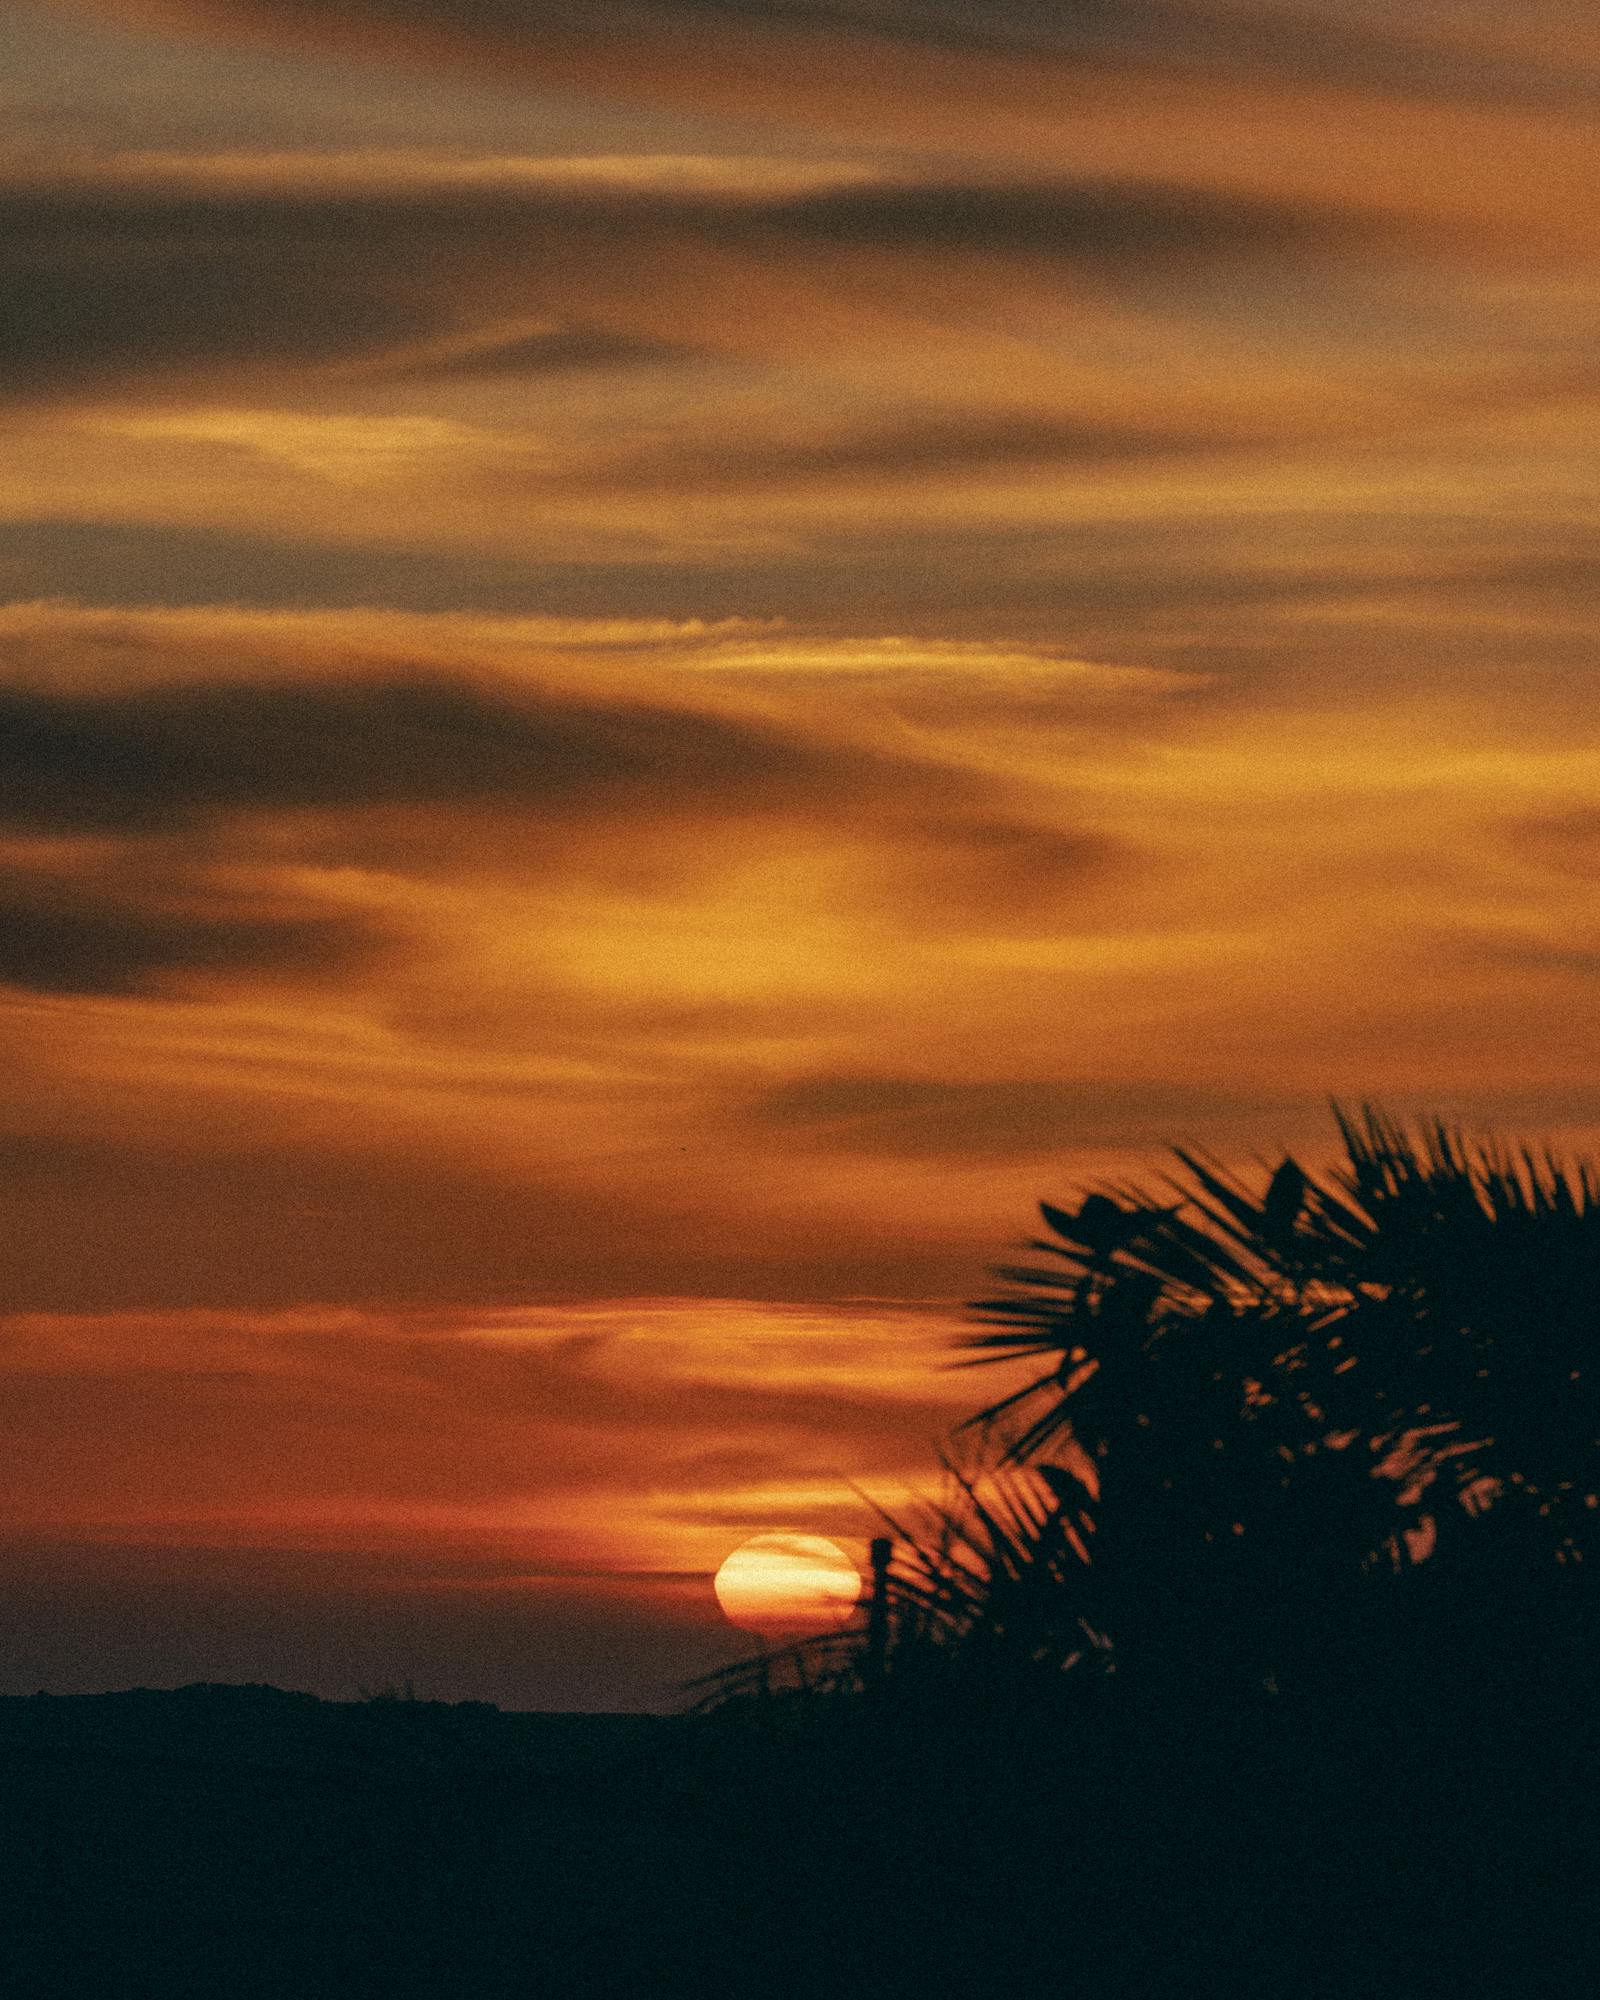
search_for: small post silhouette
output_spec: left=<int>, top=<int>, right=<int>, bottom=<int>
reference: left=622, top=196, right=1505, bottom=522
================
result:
left=865, top=1536, right=892, bottom=1690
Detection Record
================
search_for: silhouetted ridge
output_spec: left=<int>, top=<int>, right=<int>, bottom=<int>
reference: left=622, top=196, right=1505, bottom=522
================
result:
left=0, top=1682, right=665, bottom=1776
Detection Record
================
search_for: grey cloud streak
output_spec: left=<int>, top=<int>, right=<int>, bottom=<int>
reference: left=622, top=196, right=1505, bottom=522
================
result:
left=745, top=1073, right=1308, bottom=1156
left=0, top=652, right=1123, bottom=998
left=0, top=670, right=960, bottom=832
left=7, top=506, right=1593, bottom=664
left=0, top=169, right=1416, bottom=402
left=9, top=468, right=1597, bottom=704
left=0, top=876, right=381, bottom=996
left=762, top=175, right=1385, bottom=264
left=0, top=1130, right=995, bottom=1308
left=60, top=0, right=1600, bottom=114
left=533, top=411, right=1255, bottom=501
left=368, top=324, right=695, bottom=382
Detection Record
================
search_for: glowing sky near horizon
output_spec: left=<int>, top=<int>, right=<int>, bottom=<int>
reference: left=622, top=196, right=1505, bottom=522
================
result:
left=1, top=0, right=1597, bottom=1706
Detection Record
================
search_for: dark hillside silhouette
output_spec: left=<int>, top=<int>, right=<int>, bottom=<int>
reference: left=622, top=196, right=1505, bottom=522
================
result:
left=0, top=1684, right=882, bottom=1998
left=0, top=1681, right=661, bottom=1775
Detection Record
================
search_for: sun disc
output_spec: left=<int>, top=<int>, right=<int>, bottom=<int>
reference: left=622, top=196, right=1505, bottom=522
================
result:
left=713, top=1533, right=862, bottom=1635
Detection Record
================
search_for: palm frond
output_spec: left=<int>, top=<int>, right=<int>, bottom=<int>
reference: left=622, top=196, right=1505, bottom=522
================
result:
left=964, top=1103, right=1600, bottom=1577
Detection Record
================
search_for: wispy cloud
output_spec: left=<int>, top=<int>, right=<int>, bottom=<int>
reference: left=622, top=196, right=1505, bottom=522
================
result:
left=0, top=159, right=1428, bottom=406
left=60, top=0, right=1600, bottom=119
left=0, top=1296, right=984, bottom=1567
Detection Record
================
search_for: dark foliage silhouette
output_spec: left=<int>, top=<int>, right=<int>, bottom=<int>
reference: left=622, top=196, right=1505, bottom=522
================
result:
left=707, top=1106, right=1600, bottom=1716
left=692, top=1108, right=1600, bottom=1997
left=960, top=1104, right=1600, bottom=1700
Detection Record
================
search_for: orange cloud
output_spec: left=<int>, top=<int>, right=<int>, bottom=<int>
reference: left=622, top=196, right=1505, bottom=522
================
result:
left=0, top=1297, right=991, bottom=1574
left=2, top=601, right=1599, bottom=1342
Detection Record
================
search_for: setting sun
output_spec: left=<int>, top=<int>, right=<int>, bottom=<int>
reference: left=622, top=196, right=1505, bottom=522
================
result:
left=712, top=1535, right=863, bottom=1636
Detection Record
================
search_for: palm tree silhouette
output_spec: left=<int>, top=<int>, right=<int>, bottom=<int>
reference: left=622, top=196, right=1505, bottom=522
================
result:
left=962, top=1104, right=1600, bottom=1699
left=690, top=1109, right=1600, bottom=1998
left=700, top=1103, right=1600, bottom=1725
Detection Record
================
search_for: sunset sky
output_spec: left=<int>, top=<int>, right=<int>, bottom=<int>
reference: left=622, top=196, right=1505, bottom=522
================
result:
left=2, top=0, right=1598, bottom=1707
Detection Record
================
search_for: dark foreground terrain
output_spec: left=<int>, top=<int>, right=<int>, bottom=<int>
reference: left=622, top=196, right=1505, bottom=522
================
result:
left=0, top=1677, right=1594, bottom=1998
